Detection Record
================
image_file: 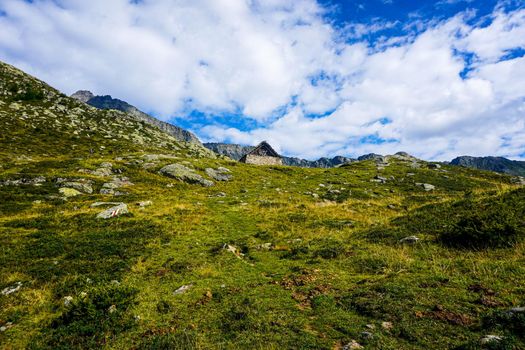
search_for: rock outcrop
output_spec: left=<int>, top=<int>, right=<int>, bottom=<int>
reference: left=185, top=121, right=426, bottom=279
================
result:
left=450, top=156, right=525, bottom=176
left=71, top=91, right=201, bottom=145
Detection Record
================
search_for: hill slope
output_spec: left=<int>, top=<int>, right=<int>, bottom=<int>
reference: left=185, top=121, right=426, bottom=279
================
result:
left=71, top=90, right=201, bottom=144
left=1, top=61, right=524, bottom=350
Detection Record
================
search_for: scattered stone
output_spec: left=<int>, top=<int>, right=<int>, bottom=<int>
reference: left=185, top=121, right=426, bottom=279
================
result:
left=256, top=243, right=273, bottom=250
left=108, top=304, right=117, bottom=313
left=96, top=203, right=128, bottom=219
left=480, top=335, right=503, bottom=345
left=100, top=188, right=115, bottom=195
left=361, top=331, right=374, bottom=340
left=62, top=181, right=93, bottom=194
left=0, top=322, right=13, bottom=332
left=210, top=192, right=226, bottom=198
left=1, top=282, right=22, bottom=296
left=399, top=236, right=420, bottom=244
left=428, top=163, right=441, bottom=169
left=387, top=204, right=396, bottom=209
left=91, top=202, right=122, bottom=208
left=416, top=183, right=435, bottom=191
left=343, top=340, right=363, bottom=349
left=63, top=296, right=73, bottom=306
left=110, top=280, right=120, bottom=285
left=223, top=244, right=244, bottom=258
left=205, top=167, right=233, bottom=181
left=381, top=321, right=393, bottom=330
left=0, top=176, right=46, bottom=186
left=366, top=324, right=375, bottom=330
left=507, top=306, right=525, bottom=315
left=174, top=284, right=193, bottom=295
left=137, top=200, right=152, bottom=207
left=159, top=164, right=214, bottom=187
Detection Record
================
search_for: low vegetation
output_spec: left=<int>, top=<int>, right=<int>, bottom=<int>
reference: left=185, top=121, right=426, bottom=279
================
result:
left=0, top=60, right=524, bottom=349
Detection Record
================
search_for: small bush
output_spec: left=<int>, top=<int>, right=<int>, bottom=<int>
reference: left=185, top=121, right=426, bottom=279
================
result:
left=312, top=238, right=345, bottom=259
left=440, top=189, right=525, bottom=249
left=31, top=285, right=138, bottom=349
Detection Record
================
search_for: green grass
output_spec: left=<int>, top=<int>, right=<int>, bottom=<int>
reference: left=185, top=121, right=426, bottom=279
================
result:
left=0, top=60, right=524, bottom=349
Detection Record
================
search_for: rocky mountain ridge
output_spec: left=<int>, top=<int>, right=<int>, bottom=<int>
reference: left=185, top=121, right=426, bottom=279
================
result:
left=204, top=142, right=356, bottom=168
left=450, top=156, right=525, bottom=176
left=71, top=91, right=201, bottom=144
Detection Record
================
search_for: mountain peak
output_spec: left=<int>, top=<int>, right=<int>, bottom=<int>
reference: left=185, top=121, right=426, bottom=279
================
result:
left=71, top=90, right=94, bottom=103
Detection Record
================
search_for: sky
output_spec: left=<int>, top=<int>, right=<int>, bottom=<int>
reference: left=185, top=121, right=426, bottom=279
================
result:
left=0, top=0, right=524, bottom=160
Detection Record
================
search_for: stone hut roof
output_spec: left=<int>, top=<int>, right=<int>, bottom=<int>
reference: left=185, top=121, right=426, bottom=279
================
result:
left=242, top=141, right=281, bottom=158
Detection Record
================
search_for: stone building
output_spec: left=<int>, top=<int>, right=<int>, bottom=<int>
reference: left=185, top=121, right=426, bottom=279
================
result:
left=239, top=141, right=283, bottom=165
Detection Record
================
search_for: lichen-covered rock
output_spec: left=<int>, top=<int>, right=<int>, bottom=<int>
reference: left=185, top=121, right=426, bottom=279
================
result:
left=416, top=183, right=435, bottom=191
left=159, top=163, right=214, bottom=187
left=205, top=167, right=232, bottom=181
left=62, top=181, right=93, bottom=194
left=96, top=203, right=128, bottom=219
left=59, top=187, right=82, bottom=197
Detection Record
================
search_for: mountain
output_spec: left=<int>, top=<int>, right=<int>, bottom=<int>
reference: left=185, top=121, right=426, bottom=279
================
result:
left=0, top=61, right=214, bottom=160
left=450, top=156, right=525, bottom=176
left=71, top=91, right=201, bottom=144
left=203, top=142, right=254, bottom=161
left=204, top=142, right=355, bottom=168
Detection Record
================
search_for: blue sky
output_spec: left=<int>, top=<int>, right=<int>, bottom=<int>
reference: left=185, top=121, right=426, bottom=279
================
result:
left=0, top=0, right=524, bottom=160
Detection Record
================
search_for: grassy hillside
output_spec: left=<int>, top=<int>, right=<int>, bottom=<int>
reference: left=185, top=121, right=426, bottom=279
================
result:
left=0, top=61, right=524, bottom=349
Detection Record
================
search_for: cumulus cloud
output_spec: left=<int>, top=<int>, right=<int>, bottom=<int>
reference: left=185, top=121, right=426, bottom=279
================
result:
left=0, top=0, right=524, bottom=160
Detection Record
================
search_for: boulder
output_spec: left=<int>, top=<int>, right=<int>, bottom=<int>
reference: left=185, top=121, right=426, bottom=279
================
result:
left=96, top=203, right=128, bottom=219
left=416, top=183, right=435, bottom=191
left=159, top=164, right=214, bottom=187
left=205, top=167, right=233, bottom=181
left=59, top=187, right=82, bottom=197
left=399, top=236, right=420, bottom=244
left=62, top=181, right=93, bottom=194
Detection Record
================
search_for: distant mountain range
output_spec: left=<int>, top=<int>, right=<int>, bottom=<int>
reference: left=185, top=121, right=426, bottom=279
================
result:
left=71, top=90, right=201, bottom=144
left=450, top=156, right=525, bottom=176
left=203, top=143, right=355, bottom=168
left=70, top=91, right=524, bottom=174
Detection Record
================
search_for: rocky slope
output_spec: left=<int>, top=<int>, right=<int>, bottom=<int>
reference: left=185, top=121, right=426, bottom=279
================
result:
left=204, top=142, right=355, bottom=168
left=71, top=91, right=201, bottom=144
left=0, top=61, right=214, bottom=160
left=450, top=156, right=525, bottom=176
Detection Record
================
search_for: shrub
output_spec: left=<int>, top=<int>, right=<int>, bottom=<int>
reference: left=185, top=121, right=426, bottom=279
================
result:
left=440, top=189, right=525, bottom=249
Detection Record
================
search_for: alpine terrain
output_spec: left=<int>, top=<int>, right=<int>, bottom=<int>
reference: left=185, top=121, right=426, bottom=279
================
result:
left=0, top=60, right=524, bottom=350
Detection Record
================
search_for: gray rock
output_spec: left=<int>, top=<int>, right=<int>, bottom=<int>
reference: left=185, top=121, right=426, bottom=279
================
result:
left=343, top=340, right=363, bottom=349
left=96, top=203, right=128, bottom=219
left=1, top=282, right=22, bottom=296
left=428, top=163, right=441, bottom=169
left=63, top=296, right=74, bottom=306
left=90, top=202, right=122, bottom=208
left=399, top=236, right=420, bottom=244
left=205, top=167, right=233, bottom=181
left=416, top=183, right=435, bottom=191
left=361, top=331, right=374, bottom=340
left=174, top=284, right=193, bottom=295
left=137, top=200, right=152, bottom=207
left=62, top=181, right=93, bottom=194
left=59, top=187, right=82, bottom=197
left=159, top=164, right=214, bottom=187
left=480, top=335, right=503, bottom=345
left=99, top=188, right=115, bottom=195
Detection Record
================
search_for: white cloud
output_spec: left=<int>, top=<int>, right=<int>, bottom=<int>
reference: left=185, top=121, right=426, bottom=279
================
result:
left=0, top=0, right=524, bottom=160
